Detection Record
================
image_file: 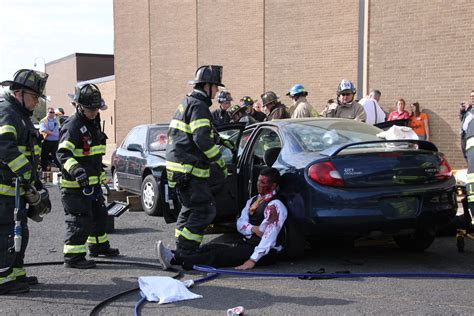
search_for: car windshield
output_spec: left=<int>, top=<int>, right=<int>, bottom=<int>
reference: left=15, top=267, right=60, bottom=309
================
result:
left=148, top=126, right=168, bottom=151
left=285, top=119, right=383, bottom=153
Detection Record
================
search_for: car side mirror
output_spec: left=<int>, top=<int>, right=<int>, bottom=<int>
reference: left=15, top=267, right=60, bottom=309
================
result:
left=127, top=143, right=144, bottom=153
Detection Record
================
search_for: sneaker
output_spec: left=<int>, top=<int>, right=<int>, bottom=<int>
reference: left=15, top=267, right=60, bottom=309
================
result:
left=64, top=259, right=97, bottom=269
left=89, top=247, right=120, bottom=257
left=156, top=241, right=173, bottom=270
left=16, top=275, right=39, bottom=285
left=0, top=280, right=30, bottom=294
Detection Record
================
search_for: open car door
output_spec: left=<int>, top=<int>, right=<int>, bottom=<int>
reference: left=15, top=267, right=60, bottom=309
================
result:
left=209, top=123, right=246, bottom=223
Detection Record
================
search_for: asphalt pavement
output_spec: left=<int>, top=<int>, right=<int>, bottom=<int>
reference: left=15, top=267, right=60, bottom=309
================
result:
left=2, top=183, right=474, bottom=315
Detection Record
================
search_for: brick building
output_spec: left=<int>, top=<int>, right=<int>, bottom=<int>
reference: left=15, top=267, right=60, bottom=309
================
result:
left=45, top=53, right=114, bottom=117
left=113, top=0, right=474, bottom=168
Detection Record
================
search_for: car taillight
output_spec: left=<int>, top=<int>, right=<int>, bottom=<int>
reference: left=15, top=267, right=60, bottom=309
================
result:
left=308, top=161, right=344, bottom=187
left=436, top=154, right=452, bottom=181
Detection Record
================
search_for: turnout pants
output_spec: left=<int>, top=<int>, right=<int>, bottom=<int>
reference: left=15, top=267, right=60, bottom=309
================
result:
left=175, top=176, right=216, bottom=254
left=61, top=186, right=110, bottom=263
left=175, top=240, right=278, bottom=270
left=0, top=196, right=28, bottom=283
left=467, top=148, right=474, bottom=220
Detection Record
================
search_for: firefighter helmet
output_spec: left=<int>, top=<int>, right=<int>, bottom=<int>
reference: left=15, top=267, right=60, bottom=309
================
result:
left=72, top=83, right=102, bottom=109
left=1, top=69, right=49, bottom=98
left=188, top=65, right=225, bottom=87
left=261, top=91, right=279, bottom=106
left=287, top=84, right=308, bottom=97
left=337, top=79, right=356, bottom=95
left=217, top=91, right=233, bottom=103
left=241, top=96, right=254, bottom=107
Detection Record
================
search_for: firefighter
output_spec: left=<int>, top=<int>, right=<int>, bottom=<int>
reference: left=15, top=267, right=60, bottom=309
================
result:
left=321, top=79, right=366, bottom=122
left=166, top=65, right=228, bottom=256
left=0, top=69, right=48, bottom=294
left=57, top=83, right=119, bottom=269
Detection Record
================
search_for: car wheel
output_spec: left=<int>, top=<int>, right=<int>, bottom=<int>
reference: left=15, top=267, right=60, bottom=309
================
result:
left=141, top=175, right=163, bottom=216
left=112, top=171, right=123, bottom=192
left=393, top=226, right=435, bottom=252
left=279, top=216, right=305, bottom=260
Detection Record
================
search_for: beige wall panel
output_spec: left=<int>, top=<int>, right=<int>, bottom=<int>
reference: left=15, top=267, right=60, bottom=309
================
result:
left=198, top=0, right=264, bottom=110
left=45, top=58, right=77, bottom=117
left=149, top=0, right=197, bottom=123
left=368, top=0, right=474, bottom=168
left=265, top=0, right=360, bottom=113
left=114, top=0, right=151, bottom=144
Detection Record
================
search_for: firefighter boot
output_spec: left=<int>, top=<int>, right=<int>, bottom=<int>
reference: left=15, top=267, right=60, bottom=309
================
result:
left=89, top=247, right=120, bottom=258
left=64, top=259, right=97, bottom=269
left=0, top=280, right=30, bottom=294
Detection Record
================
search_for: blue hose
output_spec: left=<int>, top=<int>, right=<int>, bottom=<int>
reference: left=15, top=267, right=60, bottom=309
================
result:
left=193, top=265, right=474, bottom=279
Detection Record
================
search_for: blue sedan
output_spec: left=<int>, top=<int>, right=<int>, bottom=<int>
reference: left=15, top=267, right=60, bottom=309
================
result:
left=200, top=118, right=456, bottom=258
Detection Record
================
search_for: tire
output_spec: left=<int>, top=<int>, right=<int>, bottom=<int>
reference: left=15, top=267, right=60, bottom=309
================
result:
left=279, top=216, right=305, bottom=260
left=394, top=226, right=435, bottom=252
left=141, top=175, right=163, bottom=216
left=112, top=170, right=123, bottom=192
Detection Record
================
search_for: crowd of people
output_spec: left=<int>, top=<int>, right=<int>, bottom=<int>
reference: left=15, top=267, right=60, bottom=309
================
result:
left=210, top=78, right=431, bottom=142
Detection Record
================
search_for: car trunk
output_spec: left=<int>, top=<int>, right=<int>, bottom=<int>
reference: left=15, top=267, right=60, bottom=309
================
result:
left=330, top=150, right=445, bottom=187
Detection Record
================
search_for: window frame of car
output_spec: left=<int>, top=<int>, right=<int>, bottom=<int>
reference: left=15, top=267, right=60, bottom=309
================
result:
left=122, top=125, right=147, bottom=152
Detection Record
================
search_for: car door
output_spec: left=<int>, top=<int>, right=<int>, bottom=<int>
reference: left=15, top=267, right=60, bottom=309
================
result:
left=114, top=129, right=136, bottom=189
left=238, top=126, right=283, bottom=202
left=210, top=123, right=247, bottom=222
left=125, top=125, right=148, bottom=193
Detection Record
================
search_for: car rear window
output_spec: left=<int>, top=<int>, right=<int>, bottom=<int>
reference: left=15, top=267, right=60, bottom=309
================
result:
left=286, top=119, right=382, bottom=152
left=148, top=127, right=168, bottom=151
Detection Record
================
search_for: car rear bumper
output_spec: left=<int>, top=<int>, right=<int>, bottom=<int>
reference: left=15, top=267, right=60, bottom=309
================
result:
left=303, top=187, right=457, bottom=238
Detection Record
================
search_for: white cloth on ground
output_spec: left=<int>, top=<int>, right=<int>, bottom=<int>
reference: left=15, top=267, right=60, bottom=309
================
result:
left=138, top=276, right=202, bottom=304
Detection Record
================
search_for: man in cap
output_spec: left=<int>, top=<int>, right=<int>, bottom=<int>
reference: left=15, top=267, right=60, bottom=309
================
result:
left=321, top=79, right=366, bottom=122
left=261, top=91, right=290, bottom=121
left=57, top=83, right=119, bottom=269
left=228, top=104, right=258, bottom=125
left=242, top=96, right=266, bottom=122
left=165, top=65, right=229, bottom=257
left=211, top=90, right=233, bottom=127
left=0, top=69, right=50, bottom=293
left=287, top=84, right=317, bottom=118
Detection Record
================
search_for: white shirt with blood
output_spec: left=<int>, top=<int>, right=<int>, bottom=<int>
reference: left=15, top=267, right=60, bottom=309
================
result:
left=236, top=191, right=288, bottom=262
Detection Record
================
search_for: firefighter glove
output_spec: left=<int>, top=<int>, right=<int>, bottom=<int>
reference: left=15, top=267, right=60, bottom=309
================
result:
left=71, top=165, right=89, bottom=188
left=221, top=139, right=235, bottom=151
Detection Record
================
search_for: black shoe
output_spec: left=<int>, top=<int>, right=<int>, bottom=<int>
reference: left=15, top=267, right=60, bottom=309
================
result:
left=64, top=259, right=96, bottom=269
left=16, top=275, right=39, bottom=285
left=89, top=247, right=120, bottom=257
left=0, top=281, right=30, bottom=294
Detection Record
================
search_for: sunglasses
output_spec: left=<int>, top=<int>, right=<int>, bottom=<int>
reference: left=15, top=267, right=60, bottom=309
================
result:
left=340, top=93, right=353, bottom=96
left=48, top=111, right=55, bottom=114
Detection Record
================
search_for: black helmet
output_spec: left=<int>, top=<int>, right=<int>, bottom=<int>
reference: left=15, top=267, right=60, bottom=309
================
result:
left=241, top=96, right=254, bottom=107
left=228, top=104, right=247, bottom=118
left=217, top=91, right=233, bottom=103
left=72, top=83, right=102, bottom=109
left=188, top=65, right=225, bottom=87
left=261, top=91, right=278, bottom=106
left=1, top=69, right=48, bottom=98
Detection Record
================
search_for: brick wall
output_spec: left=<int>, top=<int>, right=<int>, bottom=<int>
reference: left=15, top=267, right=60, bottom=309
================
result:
left=114, top=0, right=151, bottom=143
left=45, top=58, right=77, bottom=117
left=368, top=0, right=474, bottom=168
left=114, top=0, right=472, bottom=168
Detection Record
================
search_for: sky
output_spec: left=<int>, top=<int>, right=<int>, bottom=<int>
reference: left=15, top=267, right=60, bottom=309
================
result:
left=0, top=0, right=113, bottom=81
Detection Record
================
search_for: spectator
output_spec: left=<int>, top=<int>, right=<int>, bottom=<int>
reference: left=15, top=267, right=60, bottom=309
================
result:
left=39, top=106, right=60, bottom=170
left=242, top=96, right=266, bottom=122
left=228, top=104, right=257, bottom=125
left=211, top=91, right=232, bottom=127
left=156, top=167, right=288, bottom=271
left=460, top=90, right=474, bottom=159
left=261, top=91, right=290, bottom=121
left=358, top=89, right=386, bottom=124
left=321, top=80, right=366, bottom=122
left=55, top=107, right=68, bottom=125
left=408, top=102, right=430, bottom=141
left=286, top=84, right=317, bottom=118
left=387, top=98, right=410, bottom=121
